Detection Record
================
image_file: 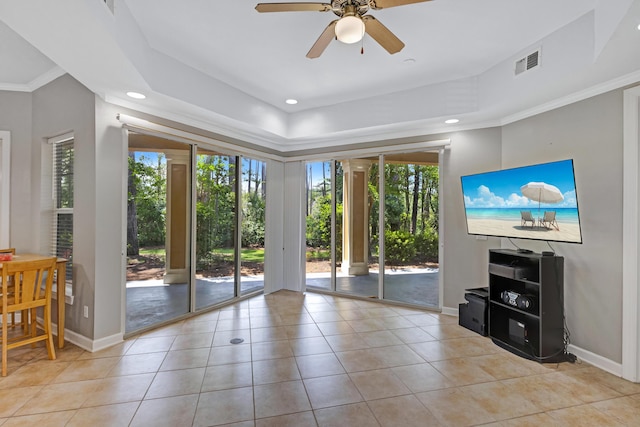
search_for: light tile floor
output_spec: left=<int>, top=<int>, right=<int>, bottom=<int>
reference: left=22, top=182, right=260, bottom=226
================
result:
left=1, top=290, right=640, bottom=426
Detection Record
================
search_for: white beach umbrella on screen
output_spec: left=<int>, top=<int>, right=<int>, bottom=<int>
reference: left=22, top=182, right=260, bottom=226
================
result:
left=520, top=182, right=564, bottom=220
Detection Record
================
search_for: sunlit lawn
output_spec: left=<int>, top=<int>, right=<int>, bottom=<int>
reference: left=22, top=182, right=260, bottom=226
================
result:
left=205, top=248, right=264, bottom=262
left=307, top=249, right=330, bottom=261
left=139, top=247, right=165, bottom=256
left=142, top=247, right=267, bottom=263
left=140, top=247, right=333, bottom=263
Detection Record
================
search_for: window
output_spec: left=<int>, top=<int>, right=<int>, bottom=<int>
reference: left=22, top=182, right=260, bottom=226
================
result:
left=51, top=135, right=74, bottom=281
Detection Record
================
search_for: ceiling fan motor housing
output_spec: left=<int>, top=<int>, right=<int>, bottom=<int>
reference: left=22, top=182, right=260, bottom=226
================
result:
left=331, top=0, right=370, bottom=17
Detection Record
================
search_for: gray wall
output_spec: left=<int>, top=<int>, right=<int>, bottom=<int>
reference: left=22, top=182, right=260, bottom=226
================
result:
left=0, top=91, right=31, bottom=250
left=439, top=89, right=624, bottom=363
left=32, top=74, right=97, bottom=339
left=9, top=75, right=125, bottom=343
left=93, top=99, right=127, bottom=340
left=441, top=128, right=503, bottom=309
left=501, top=89, right=624, bottom=363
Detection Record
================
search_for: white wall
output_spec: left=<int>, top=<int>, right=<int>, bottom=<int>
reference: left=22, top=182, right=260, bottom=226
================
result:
left=282, top=161, right=306, bottom=292
left=264, top=159, right=285, bottom=294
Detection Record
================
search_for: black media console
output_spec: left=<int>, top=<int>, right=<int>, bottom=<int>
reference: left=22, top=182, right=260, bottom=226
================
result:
left=488, top=249, right=566, bottom=362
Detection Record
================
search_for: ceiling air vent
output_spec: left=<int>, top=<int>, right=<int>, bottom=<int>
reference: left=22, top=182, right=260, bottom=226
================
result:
left=515, top=49, right=540, bottom=76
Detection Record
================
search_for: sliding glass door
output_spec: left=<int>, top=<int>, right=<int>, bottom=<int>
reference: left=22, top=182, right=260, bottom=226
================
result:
left=335, top=159, right=379, bottom=298
left=126, top=134, right=269, bottom=333
left=382, top=158, right=439, bottom=307
left=240, top=157, right=266, bottom=295
left=194, top=149, right=237, bottom=309
left=126, top=133, right=192, bottom=332
left=305, top=153, right=440, bottom=308
left=305, top=161, right=333, bottom=290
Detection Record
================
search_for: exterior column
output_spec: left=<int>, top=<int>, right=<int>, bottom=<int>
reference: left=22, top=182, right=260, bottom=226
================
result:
left=164, top=149, right=190, bottom=284
left=341, top=159, right=371, bottom=276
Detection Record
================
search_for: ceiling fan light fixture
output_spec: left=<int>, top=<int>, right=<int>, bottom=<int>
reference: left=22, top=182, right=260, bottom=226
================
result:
left=335, top=15, right=365, bottom=44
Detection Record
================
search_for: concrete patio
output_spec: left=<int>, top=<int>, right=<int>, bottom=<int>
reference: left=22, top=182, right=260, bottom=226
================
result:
left=126, top=268, right=439, bottom=333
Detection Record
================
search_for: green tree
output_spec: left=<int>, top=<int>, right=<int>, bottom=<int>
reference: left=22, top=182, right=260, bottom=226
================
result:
left=195, top=155, right=236, bottom=267
left=421, top=165, right=439, bottom=232
left=306, top=195, right=332, bottom=248
left=128, top=152, right=166, bottom=249
left=242, top=191, right=265, bottom=247
left=375, top=162, right=439, bottom=264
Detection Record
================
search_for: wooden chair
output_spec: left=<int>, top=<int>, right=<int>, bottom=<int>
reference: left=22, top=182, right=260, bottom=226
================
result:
left=1, top=257, right=57, bottom=376
left=0, top=249, right=17, bottom=326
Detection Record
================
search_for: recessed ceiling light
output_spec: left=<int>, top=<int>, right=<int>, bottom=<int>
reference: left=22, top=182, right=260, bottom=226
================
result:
left=403, top=58, right=416, bottom=64
left=445, top=118, right=460, bottom=124
left=637, top=23, right=640, bottom=30
left=285, top=99, right=298, bottom=105
left=126, top=91, right=146, bottom=99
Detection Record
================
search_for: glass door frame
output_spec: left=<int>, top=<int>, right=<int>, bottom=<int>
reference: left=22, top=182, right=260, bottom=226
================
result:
left=190, top=151, right=268, bottom=313
left=125, top=134, right=193, bottom=334
left=306, top=151, right=443, bottom=307
left=125, top=130, right=271, bottom=335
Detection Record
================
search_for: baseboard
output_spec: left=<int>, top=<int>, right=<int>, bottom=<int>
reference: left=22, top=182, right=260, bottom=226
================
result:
left=90, top=333, right=125, bottom=352
left=567, top=343, right=623, bottom=377
left=50, top=320, right=123, bottom=352
left=441, top=307, right=624, bottom=377
left=441, top=305, right=458, bottom=317
left=59, top=328, right=95, bottom=352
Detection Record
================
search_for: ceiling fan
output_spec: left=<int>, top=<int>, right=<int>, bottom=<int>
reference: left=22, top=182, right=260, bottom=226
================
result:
left=255, top=0, right=432, bottom=58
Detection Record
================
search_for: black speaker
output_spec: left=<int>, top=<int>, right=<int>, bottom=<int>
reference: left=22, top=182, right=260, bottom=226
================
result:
left=501, top=290, right=518, bottom=306
left=500, top=290, right=536, bottom=311
left=516, top=294, right=535, bottom=310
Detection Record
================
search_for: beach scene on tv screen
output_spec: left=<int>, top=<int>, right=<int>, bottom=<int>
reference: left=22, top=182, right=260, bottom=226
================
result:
left=461, top=159, right=582, bottom=243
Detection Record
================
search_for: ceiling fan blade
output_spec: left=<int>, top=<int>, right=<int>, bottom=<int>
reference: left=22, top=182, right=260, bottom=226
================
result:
left=370, top=0, right=431, bottom=10
left=307, top=20, right=337, bottom=59
left=363, top=15, right=405, bottom=54
left=255, top=2, right=332, bottom=13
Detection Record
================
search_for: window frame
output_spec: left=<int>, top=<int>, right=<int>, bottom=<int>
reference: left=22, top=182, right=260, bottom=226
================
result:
left=45, top=132, right=75, bottom=304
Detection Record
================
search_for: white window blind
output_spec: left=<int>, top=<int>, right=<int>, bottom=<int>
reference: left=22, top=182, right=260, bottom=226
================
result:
left=52, top=138, right=73, bottom=281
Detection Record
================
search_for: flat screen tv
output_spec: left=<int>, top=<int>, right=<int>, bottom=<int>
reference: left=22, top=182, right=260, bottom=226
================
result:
left=460, top=159, right=582, bottom=244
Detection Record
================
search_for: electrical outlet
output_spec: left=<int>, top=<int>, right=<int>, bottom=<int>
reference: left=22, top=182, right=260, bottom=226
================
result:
left=83, top=305, right=89, bottom=318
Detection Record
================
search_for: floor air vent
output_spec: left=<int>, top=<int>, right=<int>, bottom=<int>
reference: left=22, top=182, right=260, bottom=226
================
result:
left=515, top=49, right=540, bottom=75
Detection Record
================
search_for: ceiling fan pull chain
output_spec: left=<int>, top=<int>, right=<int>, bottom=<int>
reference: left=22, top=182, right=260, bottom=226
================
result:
left=361, top=37, right=364, bottom=55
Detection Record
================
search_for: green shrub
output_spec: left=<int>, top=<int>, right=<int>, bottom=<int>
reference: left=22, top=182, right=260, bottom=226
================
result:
left=306, top=195, right=332, bottom=248
left=414, top=227, right=439, bottom=262
left=384, top=230, right=416, bottom=265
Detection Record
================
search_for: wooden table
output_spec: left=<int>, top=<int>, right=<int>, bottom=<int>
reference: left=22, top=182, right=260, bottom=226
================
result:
left=2, top=253, right=68, bottom=348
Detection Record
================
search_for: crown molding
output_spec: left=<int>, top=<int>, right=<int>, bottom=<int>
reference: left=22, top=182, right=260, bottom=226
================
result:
left=501, top=69, right=640, bottom=126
